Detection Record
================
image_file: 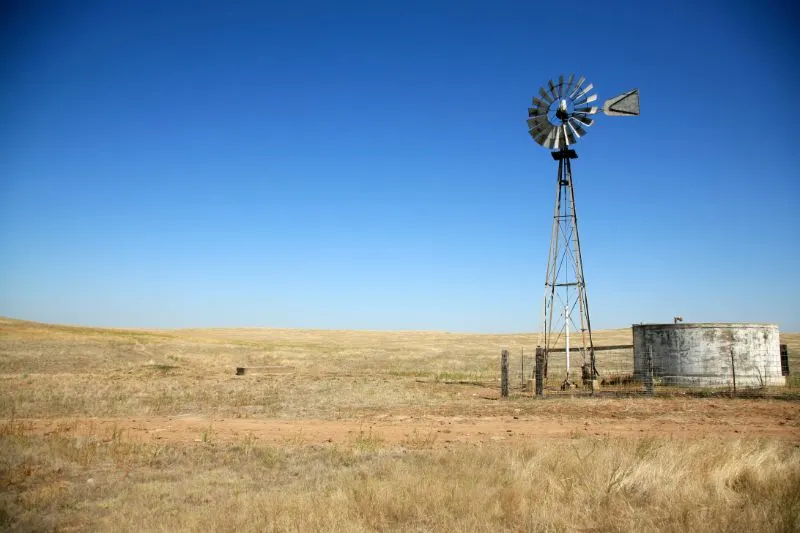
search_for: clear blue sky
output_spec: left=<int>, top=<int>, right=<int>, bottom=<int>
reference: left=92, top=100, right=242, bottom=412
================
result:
left=1, top=1, right=798, bottom=332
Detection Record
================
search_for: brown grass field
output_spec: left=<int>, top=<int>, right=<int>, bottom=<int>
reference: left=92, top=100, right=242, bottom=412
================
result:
left=1, top=317, right=799, bottom=532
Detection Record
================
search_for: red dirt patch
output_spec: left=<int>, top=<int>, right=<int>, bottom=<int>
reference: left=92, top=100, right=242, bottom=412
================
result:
left=21, top=398, right=800, bottom=448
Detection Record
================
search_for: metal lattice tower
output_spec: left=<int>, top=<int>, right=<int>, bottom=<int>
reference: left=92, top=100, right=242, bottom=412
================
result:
left=542, top=147, right=594, bottom=387
left=526, top=75, right=639, bottom=389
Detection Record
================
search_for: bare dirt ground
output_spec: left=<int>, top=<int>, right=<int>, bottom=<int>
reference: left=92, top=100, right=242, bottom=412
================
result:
left=20, top=396, right=800, bottom=449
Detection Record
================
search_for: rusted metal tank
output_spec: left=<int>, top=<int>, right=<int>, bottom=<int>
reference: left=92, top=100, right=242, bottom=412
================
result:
left=632, top=323, right=785, bottom=387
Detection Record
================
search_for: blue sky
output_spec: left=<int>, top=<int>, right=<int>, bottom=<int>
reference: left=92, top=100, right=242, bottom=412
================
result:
left=1, top=1, right=798, bottom=332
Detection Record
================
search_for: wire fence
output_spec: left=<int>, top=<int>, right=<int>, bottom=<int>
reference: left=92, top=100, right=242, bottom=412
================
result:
left=497, top=344, right=797, bottom=398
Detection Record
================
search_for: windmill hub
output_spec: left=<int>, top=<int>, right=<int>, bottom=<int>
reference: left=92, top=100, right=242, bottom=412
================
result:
left=555, top=99, right=570, bottom=121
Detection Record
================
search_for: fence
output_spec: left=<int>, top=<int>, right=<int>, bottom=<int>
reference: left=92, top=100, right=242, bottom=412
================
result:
left=498, top=343, right=796, bottom=398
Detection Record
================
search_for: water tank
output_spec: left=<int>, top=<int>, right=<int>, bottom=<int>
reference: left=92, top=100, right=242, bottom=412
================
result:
left=632, top=323, right=785, bottom=387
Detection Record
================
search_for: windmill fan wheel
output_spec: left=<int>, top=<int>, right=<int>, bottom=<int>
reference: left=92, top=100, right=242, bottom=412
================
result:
left=527, top=75, right=599, bottom=150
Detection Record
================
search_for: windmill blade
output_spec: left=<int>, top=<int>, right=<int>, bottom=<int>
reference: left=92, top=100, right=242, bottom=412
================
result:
left=527, top=116, right=549, bottom=130
left=528, top=130, right=551, bottom=146
left=532, top=127, right=548, bottom=144
left=529, top=128, right=547, bottom=145
left=531, top=119, right=554, bottom=136
left=534, top=129, right=553, bottom=146
left=532, top=96, right=550, bottom=109
left=539, top=86, right=554, bottom=104
left=552, top=127, right=563, bottom=149
left=574, top=106, right=598, bottom=115
left=541, top=126, right=558, bottom=148
left=530, top=97, right=551, bottom=116
left=529, top=109, right=548, bottom=121
left=528, top=113, right=552, bottom=128
left=528, top=109, right=547, bottom=118
left=603, top=88, right=640, bottom=116
left=547, top=127, right=558, bottom=150
left=567, top=118, right=586, bottom=138
left=528, top=107, right=549, bottom=118
left=569, top=76, right=586, bottom=99
left=529, top=114, right=551, bottom=127
left=547, top=79, right=559, bottom=100
left=553, top=126, right=567, bottom=150
left=573, top=83, right=594, bottom=101
left=555, top=74, right=565, bottom=97
left=564, top=73, right=575, bottom=96
left=572, top=113, right=594, bottom=127
left=531, top=121, right=554, bottom=140
left=563, top=124, right=576, bottom=145
left=573, top=94, right=598, bottom=107
left=534, top=124, right=555, bottom=146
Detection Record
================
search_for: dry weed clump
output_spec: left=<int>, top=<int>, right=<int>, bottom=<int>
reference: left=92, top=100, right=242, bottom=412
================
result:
left=1, top=422, right=798, bottom=533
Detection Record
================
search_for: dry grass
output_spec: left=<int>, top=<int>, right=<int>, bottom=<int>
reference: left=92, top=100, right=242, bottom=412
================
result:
left=0, top=318, right=576, bottom=419
left=1, top=420, right=798, bottom=533
left=1, top=317, right=799, bottom=532
left=2, top=319, right=796, bottom=419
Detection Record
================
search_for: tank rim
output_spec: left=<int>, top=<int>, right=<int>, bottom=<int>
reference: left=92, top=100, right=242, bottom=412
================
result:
left=631, top=322, right=778, bottom=328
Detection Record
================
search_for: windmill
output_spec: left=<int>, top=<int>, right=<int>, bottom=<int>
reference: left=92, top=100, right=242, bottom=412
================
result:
left=527, top=75, right=639, bottom=390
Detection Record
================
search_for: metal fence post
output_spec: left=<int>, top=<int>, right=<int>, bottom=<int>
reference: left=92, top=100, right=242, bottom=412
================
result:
left=730, top=347, right=736, bottom=396
left=644, top=345, right=654, bottom=396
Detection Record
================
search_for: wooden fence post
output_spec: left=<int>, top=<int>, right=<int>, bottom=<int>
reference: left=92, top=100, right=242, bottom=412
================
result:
left=535, top=347, right=545, bottom=397
left=500, top=350, right=509, bottom=398
left=780, top=344, right=790, bottom=376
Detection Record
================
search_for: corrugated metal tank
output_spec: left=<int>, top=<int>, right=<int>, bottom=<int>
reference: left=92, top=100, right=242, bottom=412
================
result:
left=632, top=323, right=785, bottom=387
